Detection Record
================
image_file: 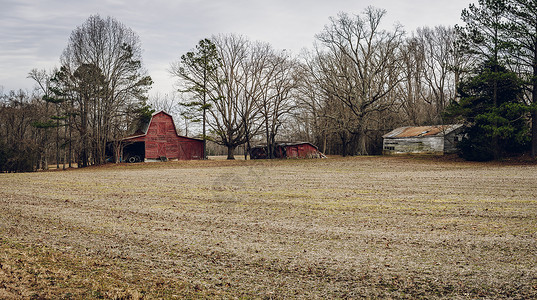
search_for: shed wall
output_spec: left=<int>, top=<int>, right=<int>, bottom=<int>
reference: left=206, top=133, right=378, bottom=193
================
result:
left=285, top=144, right=321, bottom=158
left=443, top=132, right=461, bottom=153
left=383, top=137, right=444, bottom=154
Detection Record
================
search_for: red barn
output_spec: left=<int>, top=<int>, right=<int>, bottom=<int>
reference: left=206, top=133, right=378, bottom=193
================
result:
left=121, top=111, right=203, bottom=162
left=281, top=142, right=322, bottom=158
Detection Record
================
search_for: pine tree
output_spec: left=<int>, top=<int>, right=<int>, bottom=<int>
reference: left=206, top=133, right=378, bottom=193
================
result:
left=446, top=60, right=529, bottom=160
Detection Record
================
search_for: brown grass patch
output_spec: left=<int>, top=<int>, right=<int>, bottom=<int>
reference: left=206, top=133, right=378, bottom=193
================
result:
left=1, top=156, right=536, bottom=298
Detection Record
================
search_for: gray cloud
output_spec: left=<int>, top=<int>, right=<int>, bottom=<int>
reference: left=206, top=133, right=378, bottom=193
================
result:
left=0, top=0, right=470, bottom=95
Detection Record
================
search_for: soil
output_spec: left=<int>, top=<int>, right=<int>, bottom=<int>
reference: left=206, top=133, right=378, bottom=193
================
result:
left=1, top=156, right=536, bottom=298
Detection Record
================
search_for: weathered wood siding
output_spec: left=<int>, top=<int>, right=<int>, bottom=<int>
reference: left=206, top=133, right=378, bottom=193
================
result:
left=285, top=143, right=320, bottom=158
left=383, top=137, right=444, bottom=155
left=443, top=131, right=461, bottom=154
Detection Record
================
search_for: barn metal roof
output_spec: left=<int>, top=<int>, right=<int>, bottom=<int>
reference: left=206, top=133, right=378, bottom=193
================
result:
left=383, top=124, right=463, bottom=139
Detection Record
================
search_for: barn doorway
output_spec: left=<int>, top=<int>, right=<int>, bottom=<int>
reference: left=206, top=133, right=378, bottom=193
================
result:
left=123, top=142, right=145, bottom=163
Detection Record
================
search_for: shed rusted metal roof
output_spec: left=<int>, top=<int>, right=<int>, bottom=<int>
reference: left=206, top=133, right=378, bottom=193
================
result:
left=383, top=124, right=463, bottom=138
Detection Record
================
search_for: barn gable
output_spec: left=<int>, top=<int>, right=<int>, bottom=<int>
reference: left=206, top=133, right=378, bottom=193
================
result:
left=122, top=111, right=203, bottom=162
left=382, top=124, right=464, bottom=155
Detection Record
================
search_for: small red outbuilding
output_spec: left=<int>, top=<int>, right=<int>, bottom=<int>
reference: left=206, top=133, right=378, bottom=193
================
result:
left=281, top=142, right=322, bottom=158
left=250, top=142, right=324, bottom=159
left=121, top=111, right=203, bottom=162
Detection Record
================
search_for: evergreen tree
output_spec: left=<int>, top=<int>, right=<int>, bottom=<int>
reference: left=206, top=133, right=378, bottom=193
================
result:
left=505, top=0, right=537, bottom=157
left=446, top=60, right=529, bottom=161
left=170, top=38, right=219, bottom=159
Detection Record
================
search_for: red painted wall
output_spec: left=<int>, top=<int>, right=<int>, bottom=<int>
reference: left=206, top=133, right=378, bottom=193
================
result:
left=285, top=143, right=320, bottom=158
left=124, top=112, right=203, bottom=160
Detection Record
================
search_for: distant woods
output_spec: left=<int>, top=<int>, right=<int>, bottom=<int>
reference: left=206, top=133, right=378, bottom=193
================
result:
left=2, top=1, right=537, bottom=171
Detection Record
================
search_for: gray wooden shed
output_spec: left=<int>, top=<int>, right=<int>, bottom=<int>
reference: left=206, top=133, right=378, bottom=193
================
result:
left=382, top=124, right=464, bottom=155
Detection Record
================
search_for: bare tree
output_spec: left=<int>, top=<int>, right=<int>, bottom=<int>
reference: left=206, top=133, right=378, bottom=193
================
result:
left=172, top=34, right=299, bottom=159
left=257, top=50, right=297, bottom=158
left=149, top=92, right=179, bottom=114
left=295, top=52, right=335, bottom=154
left=416, top=26, right=462, bottom=122
left=0, top=90, right=43, bottom=172
left=397, top=37, right=428, bottom=125
left=207, top=34, right=249, bottom=159
left=58, top=15, right=152, bottom=166
left=241, top=43, right=297, bottom=159
left=234, top=41, right=267, bottom=159
left=315, top=7, right=405, bottom=154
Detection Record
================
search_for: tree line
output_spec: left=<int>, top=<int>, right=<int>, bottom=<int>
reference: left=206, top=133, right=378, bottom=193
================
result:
left=2, top=1, right=536, bottom=171
left=172, top=1, right=536, bottom=160
left=170, top=8, right=456, bottom=159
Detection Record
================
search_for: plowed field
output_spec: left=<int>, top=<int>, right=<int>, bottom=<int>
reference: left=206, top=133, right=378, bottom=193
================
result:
left=1, top=156, right=536, bottom=298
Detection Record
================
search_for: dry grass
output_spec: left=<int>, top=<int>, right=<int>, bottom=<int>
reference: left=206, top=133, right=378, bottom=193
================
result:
left=1, top=156, right=537, bottom=299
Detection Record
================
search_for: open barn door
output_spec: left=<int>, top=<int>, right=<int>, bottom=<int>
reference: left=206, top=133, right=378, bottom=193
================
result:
left=123, top=142, right=145, bottom=163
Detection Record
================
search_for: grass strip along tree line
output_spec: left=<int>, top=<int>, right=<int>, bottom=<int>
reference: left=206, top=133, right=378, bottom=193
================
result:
left=2, top=0, right=537, bottom=172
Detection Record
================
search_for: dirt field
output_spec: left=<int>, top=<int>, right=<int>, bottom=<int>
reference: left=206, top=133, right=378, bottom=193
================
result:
left=1, top=156, right=536, bottom=299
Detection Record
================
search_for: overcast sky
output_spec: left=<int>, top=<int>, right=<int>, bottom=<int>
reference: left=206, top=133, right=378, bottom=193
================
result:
left=1, top=0, right=473, bottom=97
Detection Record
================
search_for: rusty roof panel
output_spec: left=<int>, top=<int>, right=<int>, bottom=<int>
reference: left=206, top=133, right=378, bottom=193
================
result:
left=383, top=124, right=463, bottom=138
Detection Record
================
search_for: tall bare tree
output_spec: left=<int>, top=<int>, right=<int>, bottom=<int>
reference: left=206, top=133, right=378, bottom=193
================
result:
left=295, top=51, right=338, bottom=154
left=396, top=26, right=464, bottom=125
left=243, top=44, right=297, bottom=159
left=258, top=50, right=297, bottom=158
left=58, top=15, right=152, bottom=166
left=315, top=7, right=405, bottom=154
left=416, top=26, right=460, bottom=120
left=397, top=37, right=428, bottom=125
left=208, top=34, right=249, bottom=159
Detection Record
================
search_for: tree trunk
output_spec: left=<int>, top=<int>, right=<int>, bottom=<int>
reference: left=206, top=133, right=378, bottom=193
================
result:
left=340, top=132, right=348, bottom=157
left=531, top=111, right=537, bottom=158
left=56, top=119, right=60, bottom=169
left=531, top=62, right=537, bottom=158
left=322, top=132, right=327, bottom=154
left=264, top=113, right=272, bottom=159
left=69, top=117, right=72, bottom=168
left=63, top=147, right=66, bottom=170
left=227, top=146, right=235, bottom=160
left=203, top=67, right=208, bottom=160
left=492, top=73, right=500, bottom=160
left=81, top=98, right=89, bottom=168
left=63, top=121, right=67, bottom=170
left=244, top=136, right=250, bottom=160
left=357, top=128, right=368, bottom=155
